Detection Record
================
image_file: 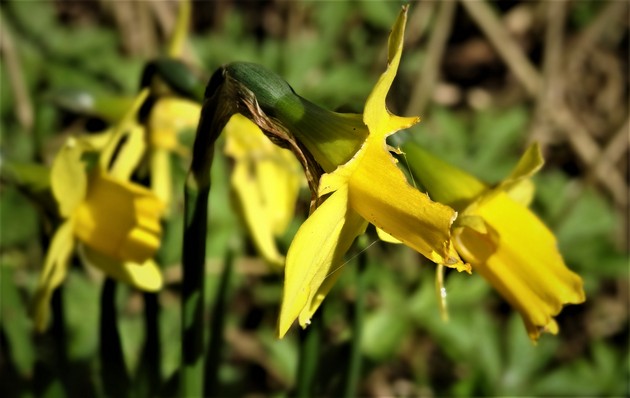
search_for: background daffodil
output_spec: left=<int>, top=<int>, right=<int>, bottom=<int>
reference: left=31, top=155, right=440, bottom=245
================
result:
left=33, top=100, right=164, bottom=332
left=224, top=114, right=303, bottom=267
left=278, top=6, right=467, bottom=338
left=404, top=142, right=586, bottom=341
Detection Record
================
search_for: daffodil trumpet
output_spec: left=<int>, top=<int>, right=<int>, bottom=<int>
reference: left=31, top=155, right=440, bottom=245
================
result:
left=403, top=141, right=586, bottom=341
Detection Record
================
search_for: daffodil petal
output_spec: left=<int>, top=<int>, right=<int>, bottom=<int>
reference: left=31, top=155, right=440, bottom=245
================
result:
left=78, top=130, right=115, bottom=151
left=149, top=98, right=200, bottom=150
left=279, top=185, right=367, bottom=338
left=504, top=178, right=536, bottom=206
left=74, top=169, right=163, bottom=263
left=259, top=159, right=302, bottom=235
left=108, top=124, right=147, bottom=180
left=100, top=89, right=149, bottom=170
left=376, top=227, right=401, bottom=244
left=500, top=142, right=544, bottom=191
left=51, top=138, right=88, bottom=218
left=33, top=221, right=75, bottom=331
left=349, top=140, right=464, bottom=268
left=454, top=214, right=488, bottom=235
left=80, top=245, right=163, bottom=291
left=456, top=191, right=585, bottom=341
left=150, top=147, right=173, bottom=210
left=232, top=162, right=285, bottom=267
left=363, top=5, right=413, bottom=137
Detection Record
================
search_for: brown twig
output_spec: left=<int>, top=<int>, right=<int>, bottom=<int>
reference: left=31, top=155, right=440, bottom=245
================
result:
left=405, top=1, right=455, bottom=116
left=0, top=19, right=33, bottom=131
left=460, top=0, right=541, bottom=97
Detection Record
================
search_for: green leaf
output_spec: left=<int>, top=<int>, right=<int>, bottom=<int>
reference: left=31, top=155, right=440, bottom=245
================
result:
left=0, top=188, right=39, bottom=249
left=0, top=266, right=35, bottom=377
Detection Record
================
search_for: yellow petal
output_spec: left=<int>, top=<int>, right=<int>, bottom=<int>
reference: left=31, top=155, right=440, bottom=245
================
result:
left=80, top=245, right=163, bottom=291
left=51, top=138, right=87, bottom=218
left=363, top=5, right=418, bottom=138
left=108, top=124, right=147, bottom=180
left=256, top=158, right=302, bottom=236
left=456, top=191, right=585, bottom=341
left=149, top=98, right=200, bottom=151
left=376, top=227, right=401, bottom=244
left=73, top=169, right=163, bottom=263
left=150, top=148, right=173, bottom=211
left=225, top=114, right=303, bottom=266
left=279, top=185, right=367, bottom=338
left=497, top=143, right=543, bottom=207
left=502, top=142, right=544, bottom=187
left=78, top=130, right=115, bottom=151
left=32, top=221, right=75, bottom=332
left=349, top=138, right=463, bottom=268
left=231, top=162, right=285, bottom=267
left=100, top=89, right=150, bottom=170
left=504, top=178, right=536, bottom=207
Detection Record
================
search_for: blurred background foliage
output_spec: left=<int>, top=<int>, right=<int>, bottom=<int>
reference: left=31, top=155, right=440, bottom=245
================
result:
left=0, top=0, right=628, bottom=396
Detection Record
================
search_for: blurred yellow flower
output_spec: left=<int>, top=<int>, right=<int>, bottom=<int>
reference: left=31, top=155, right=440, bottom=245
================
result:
left=224, top=114, right=303, bottom=267
left=404, top=142, right=586, bottom=341
left=33, top=95, right=164, bottom=332
left=278, top=6, right=466, bottom=338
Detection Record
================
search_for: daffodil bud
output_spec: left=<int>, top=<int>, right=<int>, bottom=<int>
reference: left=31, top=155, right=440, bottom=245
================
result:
left=223, top=62, right=367, bottom=172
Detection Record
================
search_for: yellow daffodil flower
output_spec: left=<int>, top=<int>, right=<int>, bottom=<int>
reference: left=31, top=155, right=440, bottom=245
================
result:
left=33, top=94, right=164, bottom=332
left=403, top=141, right=586, bottom=341
left=278, top=6, right=467, bottom=338
left=224, top=114, right=303, bottom=267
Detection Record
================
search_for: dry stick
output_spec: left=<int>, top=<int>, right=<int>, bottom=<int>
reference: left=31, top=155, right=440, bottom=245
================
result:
left=405, top=0, right=437, bottom=47
left=462, top=0, right=627, bottom=210
left=552, top=107, right=628, bottom=209
left=588, top=119, right=630, bottom=207
left=571, top=1, right=628, bottom=57
left=405, top=1, right=454, bottom=116
left=531, top=0, right=567, bottom=147
left=460, top=0, right=541, bottom=97
left=0, top=20, right=33, bottom=131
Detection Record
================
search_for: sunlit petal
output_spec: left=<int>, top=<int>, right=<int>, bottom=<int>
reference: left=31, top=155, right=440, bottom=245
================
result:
left=363, top=5, right=415, bottom=136
left=149, top=98, right=200, bottom=151
left=348, top=141, right=465, bottom=269
left=225, top=114, right=303, bottom=266
left=279, top=185, right=367, bottom=338
left=73, top=169, right=163, bottom=263
left=32, top=221, right=75, bottom=331
left=150, top=148, right=173, bottom=210
left=80, top=245, right=163, bottom=291
left=51, top=138, right=87, bottom=218
left=108, top=124, right=147, bottom=180
left=100, top=89, right=150, bottom=170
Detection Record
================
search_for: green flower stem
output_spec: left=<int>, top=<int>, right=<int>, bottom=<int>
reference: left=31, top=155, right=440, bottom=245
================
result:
left=343, top=245, right=368, bottom=398
left=204, top=249, right=235, bottom=396
left=181, top=67, right=233, bottom=397
left=135, top=292, right=161, bottom=397
left=294, top=310, right=322, bottom=398
left=181, top=184, right=209, bottom=397
left=99, top=278, right=130, bottom=398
